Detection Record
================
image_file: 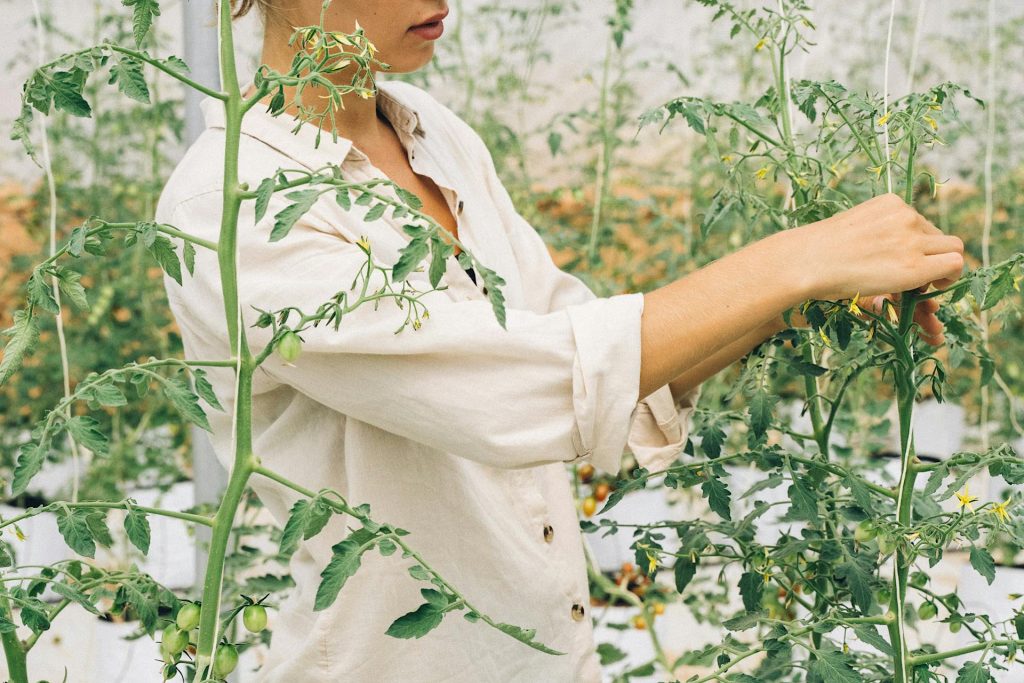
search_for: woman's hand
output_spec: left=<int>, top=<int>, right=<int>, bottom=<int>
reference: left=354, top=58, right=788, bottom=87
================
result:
left=788, top=192, right=965, bottom=303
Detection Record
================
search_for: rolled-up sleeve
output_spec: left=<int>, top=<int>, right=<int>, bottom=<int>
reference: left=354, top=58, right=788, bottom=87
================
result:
left=169, top=191, right=653, bottom=473
left=472, top=130, right=702, bottom=475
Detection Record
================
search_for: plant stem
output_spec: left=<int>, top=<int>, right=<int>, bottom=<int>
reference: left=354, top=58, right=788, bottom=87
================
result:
left=193, top=3, right=256, bottom=679
left=908, top=639, right=1024, bottom=666
left=0, top=590, right=27, bottom=683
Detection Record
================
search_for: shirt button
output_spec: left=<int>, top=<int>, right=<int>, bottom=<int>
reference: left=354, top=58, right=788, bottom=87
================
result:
left=543, top=524, right=554, bottom=543
left=457, top=200, right=464, bottom=215
left=570, top=603, right=585, bottom=621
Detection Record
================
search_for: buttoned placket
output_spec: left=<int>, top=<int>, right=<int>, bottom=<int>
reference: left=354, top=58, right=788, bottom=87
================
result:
left=368, top=91, right=589, bottom=629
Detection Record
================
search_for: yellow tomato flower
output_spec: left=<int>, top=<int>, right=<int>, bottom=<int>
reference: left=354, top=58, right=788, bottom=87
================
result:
left=848, top=292, right=862, bottom=316
left=990, top=498, right=1012, bottom=523
left=876, top=111, right=891, bottom=126
left=923, top=116, right=938, bottom=131
left=868, top=165, right=884, bottom=177
left=15, top=527, right=25, bottom=541
left=794, top=176, right=809, bottom=188
left=755, top=166, right=770, bottom=180
left=721, top=154, right=733, bottom=163
left=956, top=486, right=979, bottom=512
left=412, top=318, right=422, bottom=331
left=755, top=38, right=766, bottom=51
left=819, top=327, right=832, bottom=347
left=356, top=235, right=371, bottom=251
left=1013, top=275, right=1022, bottom=293
left=647, top=552, right=657, bottom=574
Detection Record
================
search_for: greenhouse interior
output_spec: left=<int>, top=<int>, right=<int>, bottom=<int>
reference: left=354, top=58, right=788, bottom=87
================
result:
left=0, top=0, right=1022, bottom=681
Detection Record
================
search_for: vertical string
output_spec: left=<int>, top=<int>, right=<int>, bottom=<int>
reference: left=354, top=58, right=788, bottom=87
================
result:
left=31, top=0, right=82, bottom=503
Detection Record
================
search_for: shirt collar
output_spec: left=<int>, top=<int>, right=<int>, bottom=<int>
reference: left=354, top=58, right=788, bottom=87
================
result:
left=199, top=78, right=425, bottom=171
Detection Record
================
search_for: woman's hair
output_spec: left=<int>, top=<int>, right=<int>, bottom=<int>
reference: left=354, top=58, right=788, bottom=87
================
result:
left=230, top=0, right=287, bottom=25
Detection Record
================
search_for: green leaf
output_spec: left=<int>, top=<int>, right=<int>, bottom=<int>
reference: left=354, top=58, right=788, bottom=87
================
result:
left=50, top=70, right=92, bottom=117
left=808, top=649, right=861, bottom=683
left=253, top=177, right=276, bottom=223
left=56, top=509, right=97, bottom=558
left=56, top=268, right=90, bottom=311
left=313, top=528, right=377, bottom=611
left=84, top=509, right=114, bottom=549
left=836, top=560, right=873, bottom=614
left=956, top=661, right=994, bottom=683
left=124, top=505, right=152, bottom=555
left=674, top=557, right=698, bottom=593
left=122, top=0, right=161, bottom=46
left=271, top=189, right=320, bottom=242
left=696, top=420, right=725, bottom=459
left=66, top=416, right=108, bottom=455
left=303, top=497, right=333, bottom=540
left=392, top=235, right=429, bottom=282
left=108, top=58, right=150, bottom=103
left=11, top=441, right=48, bottom=497
left=192, top=369, right=223, bottom=411
left=969, top=546, right=996, bottom=585
left=335, top=187, right=352, bottom=211
left=161, top=373, right=211, bottom=432
left=182, top=240, right=196, bottom=276
left=147, top=234, right=182, bottom=286
left=738, top=571, right=763, bottom=612
left=748, top=388, right=773, bottom=437
left=0, top=310, right=39, bottom=385
left=0, top=615, right=17, bottom=634
left=394, top=186, right=423, bottom=210
left=702, top=474, right=732, bottom=520
left=385, top=602, right=444, bottom=639
left=852, top=624, right=893, bottom=656
left=364, top=202, right=387, bottom=222
left=843, top=475, right=876, bottom=511
left=492, top=621, right=564, bottom=655
left=787, top=475, right=819, bottom=523
left=280, top=498, right=312, bottom=558
left=27, top=270, right=59, bottom=314
left=50, top=582, right=102, bottom=616
left=86, top=381, right=128, bottom=408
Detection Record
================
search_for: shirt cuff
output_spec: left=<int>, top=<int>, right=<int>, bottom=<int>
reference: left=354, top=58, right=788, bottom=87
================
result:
left=565, top=291, right=648, bottom=476
left=626, top=380, right=703, bottom=474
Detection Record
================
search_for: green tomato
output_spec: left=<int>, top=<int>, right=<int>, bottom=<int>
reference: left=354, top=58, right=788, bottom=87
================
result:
left=176, top=602, right=201, bottom=631
left=162, top=662, right=178, bottom=680
left=242, top=604, right=268, bottom=633
left=213, top=644, right=239, bottom=678
left=918, top=602, right=938, bottom=620
left=161, top=624, right=188, bottom=656
left=277, top=331, right=302, bottom=363
left=878, top=587, right=892, bottom=604
left=877, top=534, right=897, bottom=555
left=854, top=520, right=877, bottom=542
left=949, top=620, right=963, bottom=634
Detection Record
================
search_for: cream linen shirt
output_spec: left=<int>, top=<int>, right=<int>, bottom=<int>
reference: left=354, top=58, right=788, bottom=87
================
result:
left=155, top=77, right=701, bottom=682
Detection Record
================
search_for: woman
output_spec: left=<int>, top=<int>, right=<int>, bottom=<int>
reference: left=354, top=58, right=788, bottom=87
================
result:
left=156, top=1, right=964, bottom=681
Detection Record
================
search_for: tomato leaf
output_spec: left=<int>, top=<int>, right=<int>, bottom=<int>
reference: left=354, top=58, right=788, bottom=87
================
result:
left=270, top=189, right=320, bottom=242
left=701, top=474, right=732, bottom=521
left=124, top=504, right=152, bottom=555
left=738, top=571, right=763, bottom=612
left=808, top=649, right=861, bottom=683
left=0, top=309, right=39, bottom=386
left=956, top=661, right=994, bottom=683
left=122, top=0, right=161, bottom=47
left=56, top=509, right=97, bottom=558
left=969, top=546, right=996, bottom=585
left=385, top=602, right=444, bottom=639
left=313, top=528, right=377, bottom=611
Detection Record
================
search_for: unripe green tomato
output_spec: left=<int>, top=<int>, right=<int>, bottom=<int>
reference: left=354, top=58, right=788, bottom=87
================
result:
left=161, top=624, right=188, bottom=656
left=918, top=602, right=938, bottom=620
left=878, top=587, right=892, bottom=604
left=162, top=662, right=178, bottom=680
left=242, top=604, right=267, bottom=633
left=949, top=620, right=962, bottom=633
left=877, top=534, right=897, bottom=555
left=277, top=331, right=302, bottom=363
left=176, top=602, right=201, bottom=631
left=854, top=520, right=877, bottom=542
left=213, top=644, right=239, bottom=678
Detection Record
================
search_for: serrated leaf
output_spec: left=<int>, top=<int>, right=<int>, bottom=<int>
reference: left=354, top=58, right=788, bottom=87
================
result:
left=394, top=186, right=423, bottom=210
left=84, top=509, right=114, bottom=548
left=56, top=268, right=90, bottom=311
left=702, top=475, right=732, bottom=520
left=392, top=235, right=429, bottom=282
left=808, top=649, right=861, bottom=683
left=303, top=498, right=333, bottom=540
left=108, top=58, right=150, bottom=103
left=271, top=189, right=319, bottom=241
left=969, top=546, right=996, bottom=585
left=192, top=369, right=222, bottom=411
left=11, top=441, right=48, bottom=497
left=0, top=310, right=39, bottom=385
left=124, top=506, right=151, bottom=555
left=748, top=388, right=773, bottom=437
left=384, top=602, right=443, bottom=639
left=280, top=498, right=312, bottom=558
left=50, top=582, right=102, bottom=616
left=956, top=661, right=993, bottom=683
left=122, top=0, right=161, bottom=47
left=738, top=571, right=763, bottom=612
left=147, top=234, right=182, bottom=286
left=253, top=177, right=276, bottom=223
left=161, top=373, right=211, bottom=431
left=836, top=560, right=873, bottom=614
left=788, top=475, right=819, bottom=522
left=313, top=528, right=377, bottom=611
left=182, top=239, right=196, bottom=276
left=852, top=624, right=893, bottom=656
left=674, top=557, right=698, bottom=593
left=363, top=202, right=387, bottom=222
left=56, top=509, right=96, bottom=558
left=66, top=416, right=108, bottom=455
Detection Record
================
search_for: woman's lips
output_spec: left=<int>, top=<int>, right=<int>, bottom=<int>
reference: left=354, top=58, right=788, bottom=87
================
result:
left=409, top=20, right=444, bottom=40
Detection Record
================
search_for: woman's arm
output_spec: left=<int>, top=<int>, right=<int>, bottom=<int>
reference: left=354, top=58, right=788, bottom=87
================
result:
left=640, top=193, right=964, bottom=399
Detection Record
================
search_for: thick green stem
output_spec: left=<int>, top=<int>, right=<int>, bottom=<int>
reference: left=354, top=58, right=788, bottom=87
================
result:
left=0, top=590, right=27, bottom=683
left=193, top=3, right=256, bottom=679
